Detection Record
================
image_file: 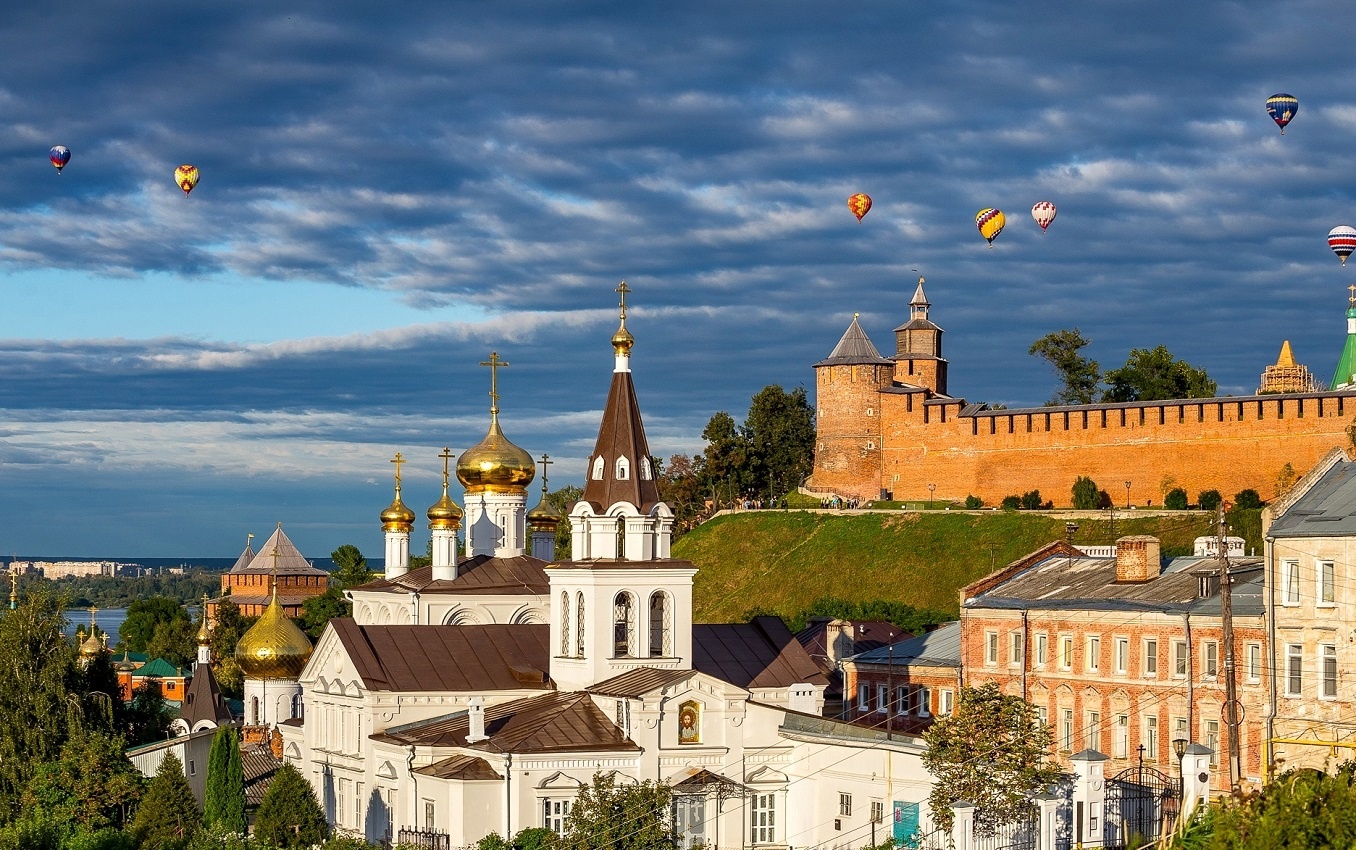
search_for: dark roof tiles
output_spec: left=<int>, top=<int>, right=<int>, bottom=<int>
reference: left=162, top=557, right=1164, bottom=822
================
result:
left=357, top=555, right=549, bottom=595
left=331, top=620, right=552, bottom=693
left=815, top=316, right=893, bottom=367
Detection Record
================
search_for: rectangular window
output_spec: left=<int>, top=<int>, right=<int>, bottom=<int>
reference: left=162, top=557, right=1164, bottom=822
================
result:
left=1086, top=710, right=1101, bottom=751
left=840, top=794, right=853, bottom=817
left=896, top=686, right=908, bottom=716
left=1086, top=636, right=1101, bottom=672
left=858, top=684, right=869, bottom=712
left=1287, top=644, right=1304, bottom=696
left=1059, top=635, right=1074, bottom=670
left=918, top=686, right=931, bottom=717
left=1114, top=714, right=1129, bottom=759
left=1036, top=633, right=1048, bottom=666
left=1205, top=720, right=1220, bottom=768
left=1323, top=644, right=1338, bottom=698
left=871, top=801, right=884, bottom=824
left=1037, top=705, right=1049, bottom=730
left=986, top=631, right=999, bottom=666
left=1144, top=638, right=1158, bottom=677
left=423, top=799, right=435, bottom=831
left=1061, top=708, right=1075, bottom=752
left=337, top=778, right=347, bottom=827
left=1010, top=631, right=1024, bottom=666
left=1173, top=640, right=1188, bottom=677
left=1319, top=560, right=1336, bottom=605
left=1246, top=643, right=1262, bottom=683
left=1114, top=637, right=1129, bottom=674
left=1173, top=716, right=1188, bottom=743
left=1144, top=715, right=1159, bottom=762
left=1282, top=560, right=1301, bottom=605
left=543, top=799, right=572, bottom=836
left=876, top=684, right=888, bottom=714
left=1204, top=641, right=1219, bottom=678
left=751, top=794, right=776, bottom=844
left=355, top=783, right=363, bottom=832
left=940, top=689, right=954, bottom=716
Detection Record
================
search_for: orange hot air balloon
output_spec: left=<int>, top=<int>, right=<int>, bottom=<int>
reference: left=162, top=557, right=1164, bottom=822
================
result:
left=174, top=165, right=200, bottom=197
left=847, top=193, right=872, bottom=223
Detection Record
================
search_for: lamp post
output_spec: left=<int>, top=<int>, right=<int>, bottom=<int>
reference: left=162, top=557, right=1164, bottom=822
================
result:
left=928, top=483, right=936, bottom=510
left=1172, top=737, right=1189, bottom=798
left=1065, top=522, right=1079, bottom=567
left=1125, top=480, right=1132, bottom=509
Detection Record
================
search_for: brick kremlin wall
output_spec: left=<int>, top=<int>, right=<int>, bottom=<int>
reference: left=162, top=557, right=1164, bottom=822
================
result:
left=812, top=362, right=1356, bottom=506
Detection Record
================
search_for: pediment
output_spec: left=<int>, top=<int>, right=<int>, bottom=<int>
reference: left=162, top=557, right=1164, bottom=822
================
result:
left=377, top=761, right=398, bottom=780
left=745, top=766, right=788, bottom=784
left=537, top=771, right=586, bottom=790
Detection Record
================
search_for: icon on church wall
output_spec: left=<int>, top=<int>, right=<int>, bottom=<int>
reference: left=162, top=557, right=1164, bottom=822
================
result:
left=678, top=700, right=702, bottom=745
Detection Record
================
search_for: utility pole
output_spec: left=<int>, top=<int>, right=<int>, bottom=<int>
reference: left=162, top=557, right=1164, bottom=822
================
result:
left=1218, top=504, right=1241, bottom=793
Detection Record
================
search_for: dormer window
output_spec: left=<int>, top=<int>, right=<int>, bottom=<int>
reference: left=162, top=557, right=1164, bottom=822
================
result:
left=592, top=457, right=605, bottom=480
left=615, top=456, right=630, bottom=480
left=640, top=458, right=652, bottom=480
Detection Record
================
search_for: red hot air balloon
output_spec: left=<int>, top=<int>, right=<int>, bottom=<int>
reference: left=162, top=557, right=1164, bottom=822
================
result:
left=1330, top=226, right=1356, bottom=266
left=847, top=193, right=872, bottom=223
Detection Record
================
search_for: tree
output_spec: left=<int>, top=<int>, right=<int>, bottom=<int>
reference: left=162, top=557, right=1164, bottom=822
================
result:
left=21, top=728, right=143, bottom=834
left=1020, top=490, right=1044, bottom=510
left=1071, top=476, right=1100, bottom=510
left=300, top=589, right=350, bottom=640
left=252, top=763, right=326, bottom=848
left=1165, top=488, right=1189, bottom=510
left=1198, top=490, right=1222, bottom=512
left=208, top=600, right=252, bottom=665
left=126, top=678, right=172, bottom=745
left=147, top=617, right=198, bottom=668
left=556, top=772, right=675, bottom=850
left=743, top=385, right=816, bottom=499
left=1234, top=489, right=1263, bottom=509
left=964, top=495, right=983, bottom=509
left=698, top=410, right=751, bottom=505
left=1275, top=462, right=1298, bottom=496
left=548, top=484, right=584, bottom=560
left=1166, top=764, right=1356, bottom=848
left=1000, top=495, right=1021, bottom=511
left=657, top=454, right=706, bottom=534
left=922, top=683, right=1062, bottom=835
left=203, top=727, right=245, bottom=835
left=781, top=597, right=952, bottom=634
left=121, top=597, right=190, bottom=653
left=330, top=544, right=370, bottom=589
left=1102, top=345, right=1216, bottom=402
left=1029, top=329, right=1101, bottom=405
left=130, top=752, right=200, bottom=849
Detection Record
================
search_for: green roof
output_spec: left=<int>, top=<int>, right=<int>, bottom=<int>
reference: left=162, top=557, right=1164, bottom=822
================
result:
left=135, top=657, right=186, bottom=679
left=1332, top=326, right=1356, bottom=390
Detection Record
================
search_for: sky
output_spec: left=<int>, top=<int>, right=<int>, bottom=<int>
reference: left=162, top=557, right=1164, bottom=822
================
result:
left=0, top=1, right=1353, bottom=557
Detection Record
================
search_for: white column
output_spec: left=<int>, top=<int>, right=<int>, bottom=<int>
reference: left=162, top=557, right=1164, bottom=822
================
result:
left=1181, top=743, right=1213, bottom=822
left=384, top=530, right=410, bottom=580
left=1069, top=749, right=1107, bottom=848
left=431, top=528, right=458, bottom=581
left=950, top=801, right=975, bottom=850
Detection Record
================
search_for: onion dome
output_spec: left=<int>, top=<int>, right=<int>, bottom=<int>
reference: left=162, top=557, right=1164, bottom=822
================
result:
left=428, top=448, right=464, bottom=529
left=527, top=491, right=563, bottom=530
left=456, top=413, right=535, bottom=493
left=196, top=595, right=211, bottom=645
left=79, top=630, right=104, bottom=659
left=381, top=491, right=416, bottom=532
left=612, top=280, right=635, bottom=356
left=234, top=583, right=313, bottom=680
left=115, top=650, right=137, bottom=672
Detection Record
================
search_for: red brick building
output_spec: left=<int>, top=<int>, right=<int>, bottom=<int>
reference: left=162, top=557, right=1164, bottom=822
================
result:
left=841, top=622, right=961, bottom=736
left=209, top=524, right=329, bottom=621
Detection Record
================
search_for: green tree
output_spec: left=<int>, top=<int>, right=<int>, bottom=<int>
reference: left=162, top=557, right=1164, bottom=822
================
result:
left=556, top=772, right=674, bottom=850
left=1165, top=764, right=1356, bottom=849
left=549, top=484, right=584, bottom=561
left=743, top=385, right=816, bottom=499
left=1234, top=489, right=1263, bottom=509
left=300, top=589, right=350, bottom=640
left=698, top=410, right=751, bottom=505
left=126, top=678, right=172, bottom=745
left=252, top=763, right=326, bottom=848
left=121, top=597, right=190, bottom=653
left=657, top=454, right=706, bottom=535
left=922, top=683, right=1062, bottom=835
left=1165, top=487, right=1189, bottom=510
left=130, top=752, right=200, bottom=849
left=147, top=617, right=198, bottom=668
left=203, top=727, right=245, bottom=835
left=1029, top=328, right=1101, bottom=405
left=783, top=598, right=951, bottom=634
left=1071, top=476, right=1101, bottom=510
left=1198, top=490, right=1222, bottom=512
left=1020, top=490, right=1044, bottom=510
left=1000, top=495, right=1021, bottom=511
left=964, top=495, right=984, bottom=509
left=21, top=728, right=143, bottom=833
left=208, top=600, right=251, bottom=664
left=1102, top=345, right=1217, bottom=402
left=330, top=544, right=370, bottom=589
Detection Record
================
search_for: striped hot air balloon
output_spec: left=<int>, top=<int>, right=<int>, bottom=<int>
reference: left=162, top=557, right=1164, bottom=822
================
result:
left=1031, top=201, right=1057, bottom=233
left=1266, top=94, right=1299, bottom=134
left=847, top=193, right=872, bottom=223
left=975, top=208, right=1005, bottom=247
left=174, top=164, right=200, bottom=197
left=1330, top=226, right=1356, bottom=266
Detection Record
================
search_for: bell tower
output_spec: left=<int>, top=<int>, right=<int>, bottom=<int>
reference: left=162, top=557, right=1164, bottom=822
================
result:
left=892, top=276, right=948, bottom=394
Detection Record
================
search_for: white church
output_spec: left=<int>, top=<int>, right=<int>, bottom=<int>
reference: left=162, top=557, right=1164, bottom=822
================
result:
left=277, top=291, right=935, bottom=848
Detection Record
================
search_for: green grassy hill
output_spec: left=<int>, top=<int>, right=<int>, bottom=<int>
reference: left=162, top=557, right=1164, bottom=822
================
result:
left=677, top=508, right=1262, bottom=623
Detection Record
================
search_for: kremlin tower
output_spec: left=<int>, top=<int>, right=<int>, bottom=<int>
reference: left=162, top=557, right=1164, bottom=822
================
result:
left=234, top=559, right=314, bottom=727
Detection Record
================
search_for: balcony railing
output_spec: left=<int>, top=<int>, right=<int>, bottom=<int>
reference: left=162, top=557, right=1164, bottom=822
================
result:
left=396, top=828, right=452, bottom=850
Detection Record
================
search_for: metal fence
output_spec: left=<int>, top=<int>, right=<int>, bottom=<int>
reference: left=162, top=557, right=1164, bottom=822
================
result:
left=395, top=828, right=452, bottom=850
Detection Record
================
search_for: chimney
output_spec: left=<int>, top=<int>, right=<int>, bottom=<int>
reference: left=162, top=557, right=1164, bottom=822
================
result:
left=825, top=619, right=853, bottom=665
left=467, top=697, right=487, bottom=743
left=1114, top=536, right=1161, bottom=583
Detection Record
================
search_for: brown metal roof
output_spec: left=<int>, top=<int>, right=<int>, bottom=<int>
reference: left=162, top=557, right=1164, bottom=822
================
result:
left=693, top=617, right=830, bottom=689
left=415, top=754, right=503, bottom=781
left=330, top=620, right=552, bottom=693
left=794, top=619, right=911, bottom=668
left=581, top=370, right=661, bottom=513
left=586, top=667, right=694, bottom=697
left=180, top=664, right=233, bottom=728
left=374, top=692, right=640, bottom=754
left=357, top=555, right=549, bottom=595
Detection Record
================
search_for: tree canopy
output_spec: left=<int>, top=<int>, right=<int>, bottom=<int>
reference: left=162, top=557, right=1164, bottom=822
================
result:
left=120, top=597, right=189, bottom=654
left=556, top=772, right=675, bottom=850
left=129, top=752, right=200, bottom=850
left=1029, top=328, right=1100, bottom=405
left=203, top=727, right=245, bottom=835
left=252, top=763, right=326, bottom=849
left=1102, top=345, right=1217, bottom=402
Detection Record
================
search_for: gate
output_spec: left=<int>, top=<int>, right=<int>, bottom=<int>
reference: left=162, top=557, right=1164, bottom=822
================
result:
left=1103, top=765, right=1179, bottom=849
left=971, top=804, right=1038, bottom=850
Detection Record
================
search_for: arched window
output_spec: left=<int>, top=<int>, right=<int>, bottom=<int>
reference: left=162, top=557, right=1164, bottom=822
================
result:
left=649, top=591, right=671, bottom=657
left=250, top=696, right=259, bottom=725
left=291, top=694, right=303, bottom=720
left=613, top=592, right=635, bottom=658
left=616, top=456, right=630, bottom=480
left=640, top=457, right=652, bottom=480
left=560, top=592, right=570, bottom=656
left=575, top=592, right=586, bottom=658
left=616, top=516, right=626, bottom=559
left=592, top=456, right=605, bottom=480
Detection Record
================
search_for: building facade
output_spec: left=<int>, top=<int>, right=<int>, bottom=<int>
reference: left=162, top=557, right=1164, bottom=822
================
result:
left=210, top=525, right=330, bottom=621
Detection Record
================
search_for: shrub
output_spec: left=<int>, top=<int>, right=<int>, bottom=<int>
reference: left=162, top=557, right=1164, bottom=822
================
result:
left=1071, top=476, right=1100, bottom=509
left=1234, top=489, right=1263, bottom=509
left=1164, top=488, right=1188, bottom=510
left=964, top=495, right=983, bottom=509
left=1198, top=490, right=1222, bottom=512
left=1000, top=495, right=1021, bottom=511
left=1020, top=490, right=1043, bottom=510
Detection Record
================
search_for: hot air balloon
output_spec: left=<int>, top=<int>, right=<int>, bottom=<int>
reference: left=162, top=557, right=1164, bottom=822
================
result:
left=49, top=146, right=70, bottom=174
left=975, top=208, right=1005, bottom=247
left=1266, top=94, right=1299, bottom=134
left=1031, top=201, right=1057, bottom=233
left=1330, top=226, right=1356, bottom=266
left=847, top=193, right=872, bottom=223
left=174, top=164, right=200, bottom=197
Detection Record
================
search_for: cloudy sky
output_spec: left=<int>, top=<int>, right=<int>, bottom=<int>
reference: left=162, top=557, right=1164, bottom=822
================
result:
left=0, top=1, right=1351, bottom=557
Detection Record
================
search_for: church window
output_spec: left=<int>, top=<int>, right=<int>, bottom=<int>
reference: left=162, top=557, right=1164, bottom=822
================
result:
left=616, top=517, right=627, bottom=559
left=576, top=593, right=585, bottom=657
left=616, top=456, right=630, bottom=480
left=543, top=798, right=571, bottom=836
left=613, top=592, right=635, bottom=657
left=424, top=800, right=435, bottom=830
left=640, top=457, right=652, bottom=480
left=751, top=793, right=777, bottom=844
left=560, top=592, right=571, bottom=656
left=250, top=696, right=259, bottom=725
left=592, top=456, right=605, bottom=480
left=649, top=591, right=671, bottom=657
left=291, top=694, right=302, bottom=720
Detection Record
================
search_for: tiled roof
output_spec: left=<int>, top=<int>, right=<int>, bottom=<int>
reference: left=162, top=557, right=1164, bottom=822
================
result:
left=850, top=621, right=961, bottom=668
left=794, top=620, right=911, bottom=667
left=242, top=745, right=281, bottom=807
left=135, top=657, right=187, bottom=679
left=580, top=370, right=661, bottom=513
left=415, top=754, right=502, bottom=780
left=693, top=616, right=829, bottom=689
left=814, top=316, right=893, bottom=367
left=357, top=555, right=549, bottom=595
left=231, top=542, right=256, bottom=572
left=330, top=620, right=552, bottom=693
left=374, top=692, right=639, bottom=754
left=587, top=668, right=694, bottom=697
left=233, top=526, right=328, bottom=576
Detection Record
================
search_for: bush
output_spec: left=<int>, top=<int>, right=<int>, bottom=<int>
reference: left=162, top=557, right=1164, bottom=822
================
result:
left=1020, top=490, right=1043, bottom=510
left=1071, top=476, right=1100, bottom=509
left=1000, top=495, right=1021, bottom=511
left=1198, top=490, right=1222, bottom=512
left=964, top=495, right=983, bottom=509
left=1234, top=489, right=1263, bottom=509
left=1164, top=488, right=1188, bottom=510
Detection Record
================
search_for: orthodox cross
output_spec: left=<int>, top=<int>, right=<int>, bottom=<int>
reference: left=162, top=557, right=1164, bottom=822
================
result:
left=480, top=352, right=508, bottom=414
left=391, top=452, right=406, bottom=491
left=439, top=447, right=454, bottom=489
left=1348, top=284, right=1355, bottom=307
left=616, top=280, right=631, bottom=320
left=539, top=453, right=553, bottom=494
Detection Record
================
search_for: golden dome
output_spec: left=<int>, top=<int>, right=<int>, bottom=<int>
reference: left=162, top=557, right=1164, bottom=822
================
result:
left=428, top=447, right=464, bottom=529
left=381, top=491, right=416, bottom=532
left=456, top=413, right=535, bottom=493
left=234, top=587, right=313, bottom=680
left=527, top=492, right=564, bottom=530
left=611, top=322, right=634, bottom=357
left=79, top=631, right=104, bottom=658
left=196, top=594, right=211, bottom=644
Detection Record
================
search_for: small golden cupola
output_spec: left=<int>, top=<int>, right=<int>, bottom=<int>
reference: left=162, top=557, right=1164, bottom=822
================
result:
left=527, top=454, right=564, bottom=531
left=234, top=570, right=313, bottom=680
left=428, top=447, right=464, bottom=530
left=456, top=352, right=536, bottom=494
left=78, top=608, right=104, bottom=661
left=380, top=452, right=417, bottom=532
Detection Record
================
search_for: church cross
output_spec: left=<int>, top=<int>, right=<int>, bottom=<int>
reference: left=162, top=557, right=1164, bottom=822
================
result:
left=539, top=453, right=553, bottom=492
left=391, top=452, right=406, bottom=490
left=439, top=447, right=454, bottom=488
left=1348, top=284, right=1355, bottom=307
left=480, top=352, right=509, bottom=413
left=616, top=280, right=631, bottom=320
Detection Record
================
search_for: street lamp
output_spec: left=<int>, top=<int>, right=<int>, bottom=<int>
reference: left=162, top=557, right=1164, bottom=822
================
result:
left=1125, top=480, right=1132, bottom=509
left=1065, top=522, right=1079, bottom=567
left=928, top=483, right=936, bottom=510
left=1172, top=737, right=1189, bottom=797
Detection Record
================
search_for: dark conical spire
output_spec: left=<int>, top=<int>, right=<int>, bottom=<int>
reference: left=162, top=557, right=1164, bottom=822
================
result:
left=815, top=314, right=893, bottom=367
